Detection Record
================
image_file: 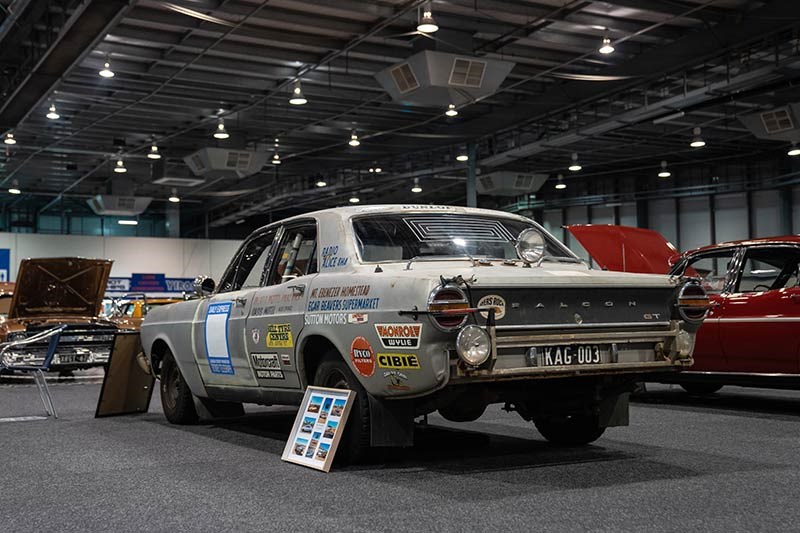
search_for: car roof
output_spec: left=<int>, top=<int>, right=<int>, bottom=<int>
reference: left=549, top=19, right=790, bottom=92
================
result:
left=686, top=235, right=800, bottom=256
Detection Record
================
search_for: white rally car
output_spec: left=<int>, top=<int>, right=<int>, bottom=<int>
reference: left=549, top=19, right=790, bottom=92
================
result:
left=141, top=205, right=707, bottom=460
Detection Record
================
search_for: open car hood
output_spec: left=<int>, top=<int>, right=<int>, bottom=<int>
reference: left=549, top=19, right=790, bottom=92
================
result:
left=566, top=224, right=678, bottom=274
left=9, top=257, right=113, bottom=319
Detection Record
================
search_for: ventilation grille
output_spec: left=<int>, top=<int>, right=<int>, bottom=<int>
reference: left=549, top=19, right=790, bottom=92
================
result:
left=390, top=63, right=419, bottom=93
left=116, top=197, right=136, bottom=210
left=226, top=151, right=252, bottom=169
left=480, top=176, right=495, bottom=191
left=152, top=177, right=205, bottom=187
left=449, top=58, right=486, bottom=88
left=761, top=108, right=794, bottom=134
left=514, top=174, right=535, bottom=189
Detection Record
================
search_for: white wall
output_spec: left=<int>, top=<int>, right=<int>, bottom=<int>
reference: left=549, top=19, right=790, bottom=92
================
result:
left=679, top=196, right=711, bottom=252
left=0, top=233, right=241, bottom=280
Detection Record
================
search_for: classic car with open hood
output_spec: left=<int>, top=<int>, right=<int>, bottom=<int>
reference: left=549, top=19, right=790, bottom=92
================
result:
left=0, top=257, right=125, bottom=371
left=141, top=206, right=708, bottom=460
left=568, top=224, right=800, bottom=394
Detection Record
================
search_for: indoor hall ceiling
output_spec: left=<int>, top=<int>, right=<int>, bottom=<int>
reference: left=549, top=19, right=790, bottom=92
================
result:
left=0, top=0, right=798, bottom=233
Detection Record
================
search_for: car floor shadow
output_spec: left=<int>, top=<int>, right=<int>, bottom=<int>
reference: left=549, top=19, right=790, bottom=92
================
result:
left=633, top=388, right=800, bottom=420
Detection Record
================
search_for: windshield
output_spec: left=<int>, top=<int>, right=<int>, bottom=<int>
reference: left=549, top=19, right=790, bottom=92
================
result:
left=353, top=213, right=574, bottom=262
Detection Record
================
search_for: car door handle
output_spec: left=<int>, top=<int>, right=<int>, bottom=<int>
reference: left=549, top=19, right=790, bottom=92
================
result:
left=233, top=297, right=248, bottom=306
left=288, top=284, right=306, bottom=295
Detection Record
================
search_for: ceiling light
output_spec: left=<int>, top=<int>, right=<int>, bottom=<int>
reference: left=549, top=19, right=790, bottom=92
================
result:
left=554, top=174, right=566, bottom=190
left=788, top=143, right=800, bottom=157
left=690, top=127, right=706, bottom=148
left=213, top=119, right=229, bottom=139
left=4, top=133, right=16, bottom=145
left=46, top=104, right=60, bottom=120
left=374, top=167, right=382, bottom=173
left=147, top=144, right=161, bottom=160
left=114, top=159, right=127, bottom=173
left=8, top=180, right=20, bottom=195
left=272, top=153, right=281, bottom=164
left=235, top=219, right=245, bottom=225
left=118, top=219, right=138, bottom=226
left=456, top=153, right=468, bottom=162
left=349, top=196, right=361, bottom=204
left=568, top=152, right=582, bottom=172
left=411, top=178, right=422, bottom=193
left=289, top=81, right=307, bottom=105
left=349, top=130, right=360, bottom=147
left=168, top=188, right=180, bottom=203
left=416, top=4, right=438, bottom=33
left=315, top=179, right=327, bottom=187
left=368, top=167, right=374, bottom=173
left=99, top=60, right=114, bottom=78
left=598, top=35, right=615, bottom=55
left=658, top=160, right=671, bottom=178
left=445, top=104, right=458, bottom=117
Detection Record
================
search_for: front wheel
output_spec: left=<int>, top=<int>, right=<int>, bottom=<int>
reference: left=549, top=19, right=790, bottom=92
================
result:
left=680, top=383, right=723, bottom=395
left=313, top=353, right=370, bottom=463
left=160, top=350, right=198, bottom=425
left=535, top=414, right=605, bottom=446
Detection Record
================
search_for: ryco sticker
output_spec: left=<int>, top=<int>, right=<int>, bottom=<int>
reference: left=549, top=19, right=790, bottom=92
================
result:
left=267, top=323, right=293, bottom=348
left=350, top=336, right=375, bottom=377
left=478, top=294, right=506, bottom=320
left=377, top=353, right=420, bottom=370
left=375, top=323, right=422, bottom=349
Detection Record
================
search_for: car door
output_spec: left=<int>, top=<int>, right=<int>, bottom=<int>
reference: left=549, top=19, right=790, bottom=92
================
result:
left=672, top=248, right=739, bottom=372
left=194, top=228, right=277, bottom=387
left=245, top=220, right=318, bottom=390
left=719, top=245, right=800, bottom=374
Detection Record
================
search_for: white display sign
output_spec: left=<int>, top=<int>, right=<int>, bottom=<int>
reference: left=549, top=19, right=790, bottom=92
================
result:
left=282, top=386, right=355, bottom=472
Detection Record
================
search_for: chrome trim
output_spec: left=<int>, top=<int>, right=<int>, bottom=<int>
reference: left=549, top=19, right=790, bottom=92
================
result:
left=495, top=322, right=680, bottom=348
left=677, top=281, right=708, bottom=324
left=452, top=360, right=685, bottom=382
left=495, top=321, right=672, bottom=331
left=427, top=284, right=469, bottom=332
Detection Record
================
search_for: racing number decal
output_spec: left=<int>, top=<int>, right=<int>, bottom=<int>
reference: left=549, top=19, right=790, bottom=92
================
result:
left=205, top=301, right=234, bottom=375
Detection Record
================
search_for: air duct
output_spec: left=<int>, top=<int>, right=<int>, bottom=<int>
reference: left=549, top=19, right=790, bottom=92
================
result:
left=184, top=147, right=268, bottom=179
left=375, top=51, right=515, bottom=107
left=740, top=104, right=800, bottom=142
left=87, top=195, right=152, bottom=216
left=476, top=172, right=548, bottom=197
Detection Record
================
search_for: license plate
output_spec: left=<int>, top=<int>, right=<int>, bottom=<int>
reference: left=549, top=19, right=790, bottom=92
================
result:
left=58, top=354, right=88, bottom=364
left=526, top=345, right=604, bottom=367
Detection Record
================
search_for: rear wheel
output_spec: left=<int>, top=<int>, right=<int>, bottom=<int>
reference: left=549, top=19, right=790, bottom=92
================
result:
left=313, top=353, right=370, bottom=463
left=160, top=350, right=198, bottom=425
left=680, top=383, right=723, bottom=395
left=535, top=414, right=605, bottom=446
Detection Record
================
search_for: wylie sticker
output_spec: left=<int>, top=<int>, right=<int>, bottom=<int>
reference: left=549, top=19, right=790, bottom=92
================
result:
left=375, top=323, right=422, bottom=349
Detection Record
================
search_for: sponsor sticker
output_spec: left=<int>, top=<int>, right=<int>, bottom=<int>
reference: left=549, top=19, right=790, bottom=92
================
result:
left=350, top=336, right=375, bottom=377
left=377, top=353, right=420, bottom=370
left=375, top=323, right=422, bottom=349
left=251, top=353, right=284, bottom=379
left=348, top=313, right=369, bottom=324
left=281, top=354, right=291, bottom=366
left=478, top=294, right=506, bottom=320
left=251, top=328, right=260, bottom=344
left=267, top=323, right=294, bottom=348
left=383, top=370, right=411, bottom=391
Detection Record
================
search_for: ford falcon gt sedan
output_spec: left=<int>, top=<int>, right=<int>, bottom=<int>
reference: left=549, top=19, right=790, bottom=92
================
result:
left=141, top=206, right=707, bottom=461
left=568, top=225, right=800, bottom=394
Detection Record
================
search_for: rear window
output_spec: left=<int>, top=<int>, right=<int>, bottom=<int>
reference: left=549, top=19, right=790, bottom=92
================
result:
left=353, top=213, right=571, bottom=262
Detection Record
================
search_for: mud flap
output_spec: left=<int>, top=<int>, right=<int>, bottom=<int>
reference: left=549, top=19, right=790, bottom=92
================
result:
left=368, top=394, right=414, bottom=447
left=598, top=392, right=630, bottom=428
left=95, top=332, right=154, bottom=417
left=193, top=396, right=245, bottom=419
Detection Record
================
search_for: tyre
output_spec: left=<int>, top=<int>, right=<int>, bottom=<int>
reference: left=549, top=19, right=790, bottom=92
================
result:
left=160, top=350, right=198, bottom=425
left=534, top=414, right=606, bottom=446
left=680, top=383, right=723, bottom=395
left=313, top=352, right=370, bottom=463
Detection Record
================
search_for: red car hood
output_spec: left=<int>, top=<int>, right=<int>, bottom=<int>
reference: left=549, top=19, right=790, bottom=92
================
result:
left=566, top=224, right=678, bottom=274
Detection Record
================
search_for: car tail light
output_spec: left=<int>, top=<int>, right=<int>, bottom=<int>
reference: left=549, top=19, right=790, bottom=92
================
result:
left=677, top=281, right=709, bottom=323
left=428, top=286, right=470, bottom=331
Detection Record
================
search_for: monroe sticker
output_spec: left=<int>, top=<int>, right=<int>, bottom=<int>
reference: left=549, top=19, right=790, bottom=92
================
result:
left=478, top=294, right=506, bottom=320
left=375, top=323, right=422, bottom=349
left=350, top=336, right=375, bottom=377
left=267, top=323, right=294, bottom=348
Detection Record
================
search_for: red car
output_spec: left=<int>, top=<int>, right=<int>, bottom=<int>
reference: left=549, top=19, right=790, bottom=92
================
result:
left=568, top=225, right=800, bottom=394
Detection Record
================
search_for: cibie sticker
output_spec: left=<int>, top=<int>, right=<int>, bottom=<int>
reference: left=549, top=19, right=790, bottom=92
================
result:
left=267, top=323, right=293, bottom=348
left=377, top=353, right=420, bottom=370
left=478, top=294, right=506, bottom=320
left=350, top=336, right=375, bottom=377
left=374, top=323, right=422, bottom=349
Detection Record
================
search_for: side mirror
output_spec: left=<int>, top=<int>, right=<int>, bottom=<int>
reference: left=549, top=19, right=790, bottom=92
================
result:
left=194, top=276, right=216, bottom=296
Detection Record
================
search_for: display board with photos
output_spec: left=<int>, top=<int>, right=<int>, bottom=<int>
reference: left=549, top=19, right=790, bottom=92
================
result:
left=282, top=386, right=355, bottom=472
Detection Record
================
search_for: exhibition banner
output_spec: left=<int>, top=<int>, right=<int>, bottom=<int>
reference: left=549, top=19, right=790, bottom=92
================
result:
left=106, top=273, right=194, bottom=295
left=282, top=386, right=355, bottom=472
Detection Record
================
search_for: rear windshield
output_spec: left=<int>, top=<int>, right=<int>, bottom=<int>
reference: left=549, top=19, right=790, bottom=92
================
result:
left=353, top=213, right=572, bottom=262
